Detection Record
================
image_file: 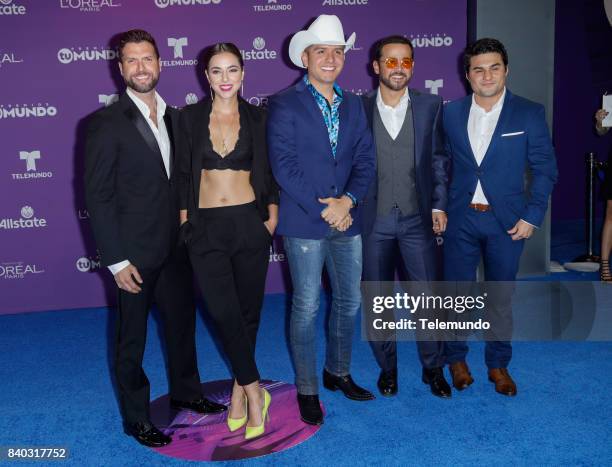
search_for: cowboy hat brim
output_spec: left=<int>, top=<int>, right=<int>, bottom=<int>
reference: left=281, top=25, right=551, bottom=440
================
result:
left=289, top=31, right=356, bottom=68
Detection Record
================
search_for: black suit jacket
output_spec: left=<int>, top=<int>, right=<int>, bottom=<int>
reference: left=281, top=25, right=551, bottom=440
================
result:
left=178, top=97, right=279, bottom=223
left=361, top=88, right=449, bottom=236
left=84, top=92, right=182, bottom=269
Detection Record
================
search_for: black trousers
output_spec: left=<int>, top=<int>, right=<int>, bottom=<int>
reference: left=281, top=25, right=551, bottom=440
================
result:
left=362, top=209, right=445, bottom=371
left=188, top=202, right=270, bottom=386
left=115, top=242, right=202, bottom=425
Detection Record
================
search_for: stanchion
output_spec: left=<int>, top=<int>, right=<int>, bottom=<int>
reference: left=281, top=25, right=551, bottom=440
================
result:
left=565, top=152, right=606, bottom=271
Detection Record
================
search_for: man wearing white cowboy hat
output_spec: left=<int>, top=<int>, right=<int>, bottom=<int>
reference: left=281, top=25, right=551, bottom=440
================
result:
left=268, top=14, right=376, bottom=426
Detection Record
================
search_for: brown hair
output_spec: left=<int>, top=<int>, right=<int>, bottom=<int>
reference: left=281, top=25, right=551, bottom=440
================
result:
left=203, top=42, right=244, bottom=70
left=118, top=29, right=160, bottom=61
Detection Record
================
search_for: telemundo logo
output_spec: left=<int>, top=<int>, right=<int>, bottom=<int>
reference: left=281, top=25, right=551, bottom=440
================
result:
left=154, top=0, right=221, bottom=8
left=58, top=47, right=118, bottom=64
left=12, top=150, right=54, bottom=181
left=410, top=34, right=454, bottom=48
left=253, top=0, right=292, bottom=12
left=98, top=94, right=119, bottom=107
left=0, top=104, right=57, bottom=119
left=76, top=256, right=101, bottom=272
left=241, top=37, right=277, bottom=61
left=162, top=37, right=197, bottom=67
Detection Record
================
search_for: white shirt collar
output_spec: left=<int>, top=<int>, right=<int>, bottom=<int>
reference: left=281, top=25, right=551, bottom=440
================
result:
left=471, top=87, right=506, bottom=114
left=126, top=87, right=166, bottom=120
left=376, top=87, right=410, bottom=110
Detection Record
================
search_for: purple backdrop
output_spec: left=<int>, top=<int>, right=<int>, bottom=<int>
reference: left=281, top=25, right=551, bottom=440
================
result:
left=0, top=0, right=467, bottom=315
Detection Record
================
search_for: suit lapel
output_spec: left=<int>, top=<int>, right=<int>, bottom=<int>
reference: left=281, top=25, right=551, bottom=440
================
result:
left=460, top=95, right=478, bottom=167
left=336, top=93, right=349, bottom=157
left=163, top=110, right=175, bottom=175
left=409, top=89, right=424, bottom=167
left=480, top=90, right=514, bottom=169
left=121, top=93, right=166, bottom=177
left=296, top=81, right=334, bottom=158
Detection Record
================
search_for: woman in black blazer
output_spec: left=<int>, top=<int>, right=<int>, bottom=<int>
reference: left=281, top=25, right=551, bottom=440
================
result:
left=178, top=43, right=278, bottom=440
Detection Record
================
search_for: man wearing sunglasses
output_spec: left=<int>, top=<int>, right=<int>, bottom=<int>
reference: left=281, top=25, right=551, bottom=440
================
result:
left=361, top=36, right=451, bottom=398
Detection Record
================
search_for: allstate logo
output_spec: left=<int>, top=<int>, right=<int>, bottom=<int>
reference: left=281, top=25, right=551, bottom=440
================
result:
left=253, top=37, right=265, bottom=51
left=0, top=0, right=26, bottom=15
left=242, top=37, right=277, bottom=61
left=0, top=205, right=47, bottom=229
left=20, top=206, right=34, bottom=219
left=185, top=93, right=198, bottom=105
left=322, top=0, right=368, bottom=5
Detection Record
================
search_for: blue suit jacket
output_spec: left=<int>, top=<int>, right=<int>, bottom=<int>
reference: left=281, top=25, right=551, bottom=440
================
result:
left=443, top=90, right=557, bottom=234
left=267, top=79, right=376, bottom=239
left=361, top=88, right=449, bottom=237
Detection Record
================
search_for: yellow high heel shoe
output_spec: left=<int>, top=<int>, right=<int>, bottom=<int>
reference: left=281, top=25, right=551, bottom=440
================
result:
left=226, top=396, right=248, bottom=432
left=244, top=388, right=271, bottom=440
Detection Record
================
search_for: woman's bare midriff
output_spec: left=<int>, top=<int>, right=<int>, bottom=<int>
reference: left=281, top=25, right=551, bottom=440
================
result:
left=198, top=169, right=255, bottom=208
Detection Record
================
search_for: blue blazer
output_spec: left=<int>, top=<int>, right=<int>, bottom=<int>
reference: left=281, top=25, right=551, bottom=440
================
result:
left=267, top=79, right=376, bottom=239
left=443, top=90, right=557, bottom=234
left=361, top=88, right=449, bottom=237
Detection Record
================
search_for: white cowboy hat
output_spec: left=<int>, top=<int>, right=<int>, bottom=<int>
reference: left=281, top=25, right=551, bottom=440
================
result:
left=288, top=14, right=356, bottom=69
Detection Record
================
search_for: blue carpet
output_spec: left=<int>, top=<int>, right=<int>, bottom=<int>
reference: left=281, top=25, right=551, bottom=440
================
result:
left=0, top=220, right=610, bottom=465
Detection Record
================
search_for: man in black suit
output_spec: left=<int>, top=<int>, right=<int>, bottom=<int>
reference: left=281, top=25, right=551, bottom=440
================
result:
left=361, top=36, right=451, bottom=398
left=84, top=29, right=225, bottom=448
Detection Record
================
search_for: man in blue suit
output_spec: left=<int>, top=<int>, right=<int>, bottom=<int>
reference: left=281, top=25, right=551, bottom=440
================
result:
left=361, top=36, right=451, bottom=398
left=267, top=14, right=376, bottom=425
left=443, top=38, right=557, bottom=396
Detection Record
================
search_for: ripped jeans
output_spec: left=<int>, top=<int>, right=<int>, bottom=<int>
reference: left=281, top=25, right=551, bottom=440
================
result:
left=283, top=231, right=362, bottom=395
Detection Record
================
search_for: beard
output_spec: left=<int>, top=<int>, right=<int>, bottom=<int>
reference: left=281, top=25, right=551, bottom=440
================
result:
left=125, top=73, right=159, bottom=94
left=380, top=72, right=408, bottom=91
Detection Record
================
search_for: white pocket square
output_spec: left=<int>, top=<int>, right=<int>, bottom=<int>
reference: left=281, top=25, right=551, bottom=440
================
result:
left=501, top=131, right=525, bottom=137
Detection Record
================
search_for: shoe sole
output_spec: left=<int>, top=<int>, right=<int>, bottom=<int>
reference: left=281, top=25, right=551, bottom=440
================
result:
left=300, top=415, right=324, bottom=426
left=488, top=377, right=517, bottom=396
left=323, top=382, right=375, bottom=401
left=170, top=404, right=227, bottom=414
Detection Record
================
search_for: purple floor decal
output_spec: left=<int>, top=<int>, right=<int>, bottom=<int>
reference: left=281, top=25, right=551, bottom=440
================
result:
left=150, top=380, right=323, bottom=461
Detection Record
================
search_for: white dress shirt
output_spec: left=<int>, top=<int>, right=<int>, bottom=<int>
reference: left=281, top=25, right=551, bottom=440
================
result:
left=467, top=87, right=505, bottom=205
left=376, top=87, right=409, bottom=140
left=108, top=89, right=171, bottom=276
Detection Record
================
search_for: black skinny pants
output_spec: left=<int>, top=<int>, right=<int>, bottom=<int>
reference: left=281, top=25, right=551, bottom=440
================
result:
left=188, top=201, right=271, bottom=386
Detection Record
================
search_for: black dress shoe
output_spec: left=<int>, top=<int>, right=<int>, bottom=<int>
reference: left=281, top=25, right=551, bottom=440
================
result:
left=125, top=421, right=171, bottom=448
left=422, top=367, right=452, bottom=398
left=377, top=369, right=398, bottom=397
left=297, top=393, right=324, bottom=425
left=322, top=369, right=375, bottom=401
left=170, top=397, right=227, bottom=414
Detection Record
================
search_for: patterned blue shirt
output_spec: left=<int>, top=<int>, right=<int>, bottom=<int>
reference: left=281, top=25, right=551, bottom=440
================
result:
left=303, top=75, right=343, bottom=158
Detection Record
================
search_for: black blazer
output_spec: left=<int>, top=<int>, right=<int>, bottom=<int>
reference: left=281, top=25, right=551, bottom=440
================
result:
left=84, top=92, right=182, bottom=269
left=361, top=89, right=449, bottom=236
left=178, top=97, right=279, bottom=223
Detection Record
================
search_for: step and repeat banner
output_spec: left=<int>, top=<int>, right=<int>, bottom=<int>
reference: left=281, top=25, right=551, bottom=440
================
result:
left=0, top=0, right=466, bottom=314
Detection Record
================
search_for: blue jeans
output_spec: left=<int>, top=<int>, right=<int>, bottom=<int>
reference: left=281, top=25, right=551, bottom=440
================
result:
left=284, top=231, right=363, bottom=395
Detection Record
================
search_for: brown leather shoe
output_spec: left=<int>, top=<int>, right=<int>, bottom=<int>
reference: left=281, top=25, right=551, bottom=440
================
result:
left=488, top=368, right=517, bottom=396
left=449, top=362, right=474, bottom=390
